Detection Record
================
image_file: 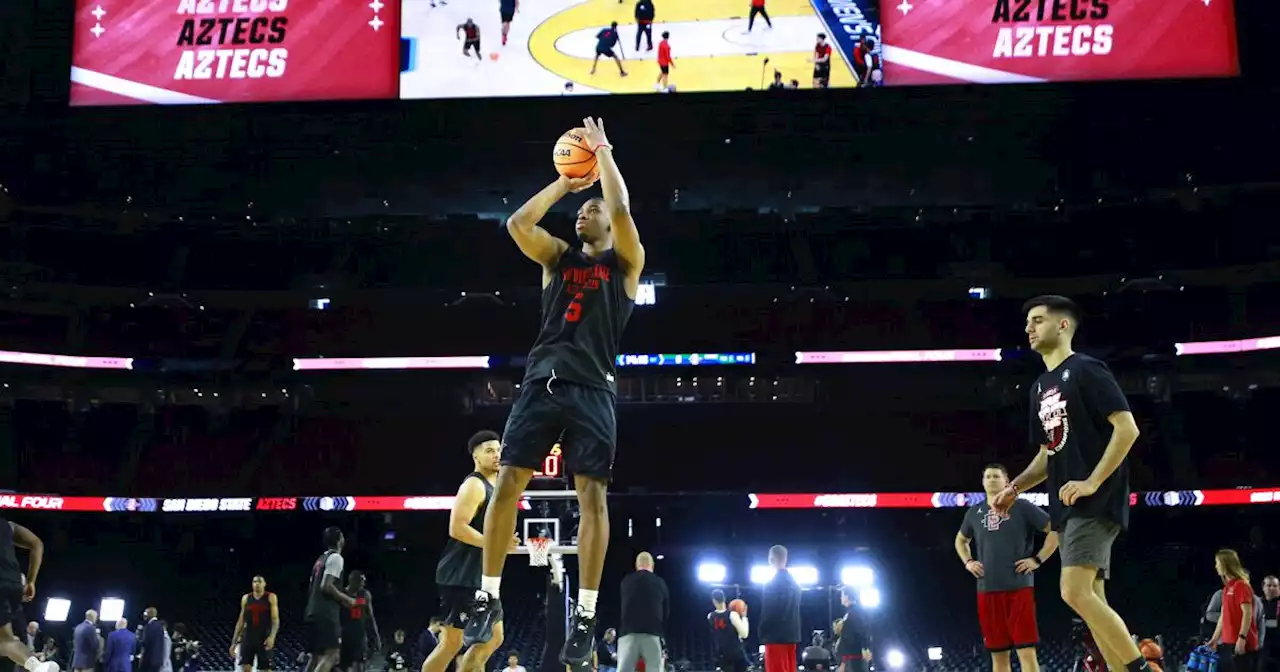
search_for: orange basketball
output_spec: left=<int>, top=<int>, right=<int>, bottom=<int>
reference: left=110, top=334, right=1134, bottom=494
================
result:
left=729, top=599, right=747, bottom=615
left=553, top=127, right=597, bottom=179
left=1138, top=639, right=1162, bottom=661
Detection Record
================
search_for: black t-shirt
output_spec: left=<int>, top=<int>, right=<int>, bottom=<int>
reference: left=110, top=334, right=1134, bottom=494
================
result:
left=524, top=248, right=633, bottom=393
left=835, top=607, right=868, bottom=656
left=1029, top=353, right=1132, bottom=530
left=341, top=588, right=373, bottom=642
left=435, top=473, right=493, bottom=588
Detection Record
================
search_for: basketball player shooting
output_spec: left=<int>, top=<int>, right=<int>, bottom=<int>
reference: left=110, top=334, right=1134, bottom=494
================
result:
left=230, top=576, right=279, bottom=672
left=991, top=295, right=1150, bottom=672
left=463, top=117, right=646, bottom=668
left=708, top=591, right=749, bottom=672
left=0, top=517, right=57, bottom=672
left=429, top=431, right=518, bottom=672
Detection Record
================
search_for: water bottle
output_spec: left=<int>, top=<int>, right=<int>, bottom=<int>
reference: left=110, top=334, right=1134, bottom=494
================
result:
left=1205, top=647, right=1218, bottom=672
left=1187, top=646, right=1204, bottom=671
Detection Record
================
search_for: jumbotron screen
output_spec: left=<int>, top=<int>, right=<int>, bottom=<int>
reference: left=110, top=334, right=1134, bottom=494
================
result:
left=68, top=0, right=1239, bottom=105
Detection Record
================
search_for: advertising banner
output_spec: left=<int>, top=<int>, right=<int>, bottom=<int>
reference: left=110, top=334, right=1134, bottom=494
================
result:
left=70, top=0, right=402, bottom=106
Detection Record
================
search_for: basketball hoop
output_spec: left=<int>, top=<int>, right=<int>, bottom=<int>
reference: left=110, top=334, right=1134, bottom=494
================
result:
left=527, top=537, right=556, bottom=567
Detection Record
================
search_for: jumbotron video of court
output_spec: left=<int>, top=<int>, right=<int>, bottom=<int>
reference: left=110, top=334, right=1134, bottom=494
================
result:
left=0, top=2, right=1278, bottom=672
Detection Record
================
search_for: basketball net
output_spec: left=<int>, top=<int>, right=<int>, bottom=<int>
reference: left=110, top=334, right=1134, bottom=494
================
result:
left=528, top=537, right=556, bottom=566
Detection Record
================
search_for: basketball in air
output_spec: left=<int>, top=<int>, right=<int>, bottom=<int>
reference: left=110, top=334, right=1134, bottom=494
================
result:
left=729, top=599, right=747, bottom=615
left=1138, top=639, right=1162, bottom=661
left=553, top=128, right=597, bottom=179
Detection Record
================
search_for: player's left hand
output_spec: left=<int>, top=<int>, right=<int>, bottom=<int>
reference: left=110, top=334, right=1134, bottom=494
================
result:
left=1014, top=557, right=1041, bottom=574
left=265, top=636, right=275, bottom=650
left=582, top=117, right=611, bottom=150
left=1235, top=639, right=1246, bottom=655
left=1058, top=479, right=1098, bottom=505
left=21, top=581, right=35, bottom=603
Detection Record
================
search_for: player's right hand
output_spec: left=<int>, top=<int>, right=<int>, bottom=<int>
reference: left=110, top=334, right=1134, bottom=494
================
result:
left=965, top=560, right=984, bottom=578
left=21, top=581, right=34, bottom=603
left=560, top=172, right=599, bottom=193
left=229, top=645, right=238, bottom=659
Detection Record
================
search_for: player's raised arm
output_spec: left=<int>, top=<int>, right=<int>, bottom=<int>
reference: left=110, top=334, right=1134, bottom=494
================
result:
left=506, top=176, right=596, bottom=268
left=582, top=117, right=645, bottom=277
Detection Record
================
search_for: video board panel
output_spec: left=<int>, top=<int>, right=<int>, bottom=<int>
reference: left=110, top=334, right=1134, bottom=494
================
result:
left=399, top=0, right=883, bottom=97
left=880, top=0, right=1239, bottom=85
left=70, top=0, right=402, bottom=105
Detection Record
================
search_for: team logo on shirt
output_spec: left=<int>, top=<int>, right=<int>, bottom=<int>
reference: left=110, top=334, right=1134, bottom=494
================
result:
left=982, top=507, right=1010, bottom=531
left=1038, top=385, right=1070, bottom=455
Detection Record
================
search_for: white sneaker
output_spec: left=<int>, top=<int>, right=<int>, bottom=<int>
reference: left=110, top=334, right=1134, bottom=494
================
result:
left=35, top=661, right=60, bottom=672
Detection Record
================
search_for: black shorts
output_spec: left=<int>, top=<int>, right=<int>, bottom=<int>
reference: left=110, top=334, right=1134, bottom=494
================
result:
left=500, top=7, right=515, bottom=22
left=239, top=640, right=274, bottom=668
left=437, top=585, right=503, bottom=629
left=0, top=586, right=22, bottom=631
left=596, top=48, right=616, bottom=59
left=814, top=64, right=831, bottom=79
left=659, top=65, right=669, bottom=74
left=716, top=652, right=748, bottom=672
left=304, top=617, right=341, bottom=654
left=502, top=379, right=617, bottom=480
left=339, top=635, right=368, bottom=668
left=464, top=38, right=481, bottom=52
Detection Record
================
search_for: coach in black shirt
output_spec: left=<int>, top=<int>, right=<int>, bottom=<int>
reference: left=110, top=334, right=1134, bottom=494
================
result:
left=618, top=552, right=669, bottom=672
left=759, top=545, right=802, bottom=672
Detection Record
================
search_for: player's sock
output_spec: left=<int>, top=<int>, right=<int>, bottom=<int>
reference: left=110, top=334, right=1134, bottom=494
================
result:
left=481, top=575, right=502, bottom=599
left=577, top=588, right=599, bottom=616
left=1124, top=658, right=1150, bottom=672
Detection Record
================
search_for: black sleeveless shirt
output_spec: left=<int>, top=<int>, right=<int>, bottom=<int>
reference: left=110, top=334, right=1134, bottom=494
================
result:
left=435, top=472, right=494, bottom=588
left=523, top=248, right=634, bottom=393
left=0, top=520, right=21, bottom=588
left=243, top=592, right=274, bottom=641
left=708, top=610, right=745, bottom=657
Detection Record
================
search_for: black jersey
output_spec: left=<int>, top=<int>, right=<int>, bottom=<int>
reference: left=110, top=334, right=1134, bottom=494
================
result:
left=341, top=589, right=373, bottom=641
left=0, top=520, right=20, bottom=588
left=523, top=248, right=634, bottom=393
left=435, top=473, right=494, bottom=588
left=708, top=610, right=745, bottom=657
left=243, top=592, right=274, bottom=641
left=304, top=550, right=344, bottom=623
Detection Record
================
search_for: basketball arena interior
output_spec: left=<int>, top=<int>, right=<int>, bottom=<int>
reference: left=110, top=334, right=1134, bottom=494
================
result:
left=2, top=1, right=1280, bottom=671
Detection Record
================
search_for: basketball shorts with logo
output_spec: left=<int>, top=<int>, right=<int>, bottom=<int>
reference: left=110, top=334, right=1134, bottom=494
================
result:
left=502, top=378, right=617, bottom=479
left=239, top=639, right=274, bottom=668
left=1060, top=516, right=1121, bottom=580
left=976, top=587, right=1038, bottom=652
left=438, top=585, right=503, bottom=629
left=304, top=616, right=341, bottom=654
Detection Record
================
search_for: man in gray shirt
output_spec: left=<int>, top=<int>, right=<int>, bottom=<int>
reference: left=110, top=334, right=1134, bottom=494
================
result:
left=956, top=464, right=1059, bottom=672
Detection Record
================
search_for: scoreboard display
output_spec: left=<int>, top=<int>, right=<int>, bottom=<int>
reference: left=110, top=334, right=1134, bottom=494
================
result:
left=68, top=0, right=1238, bottom=105
left=534, top=444, right=564, bottom=481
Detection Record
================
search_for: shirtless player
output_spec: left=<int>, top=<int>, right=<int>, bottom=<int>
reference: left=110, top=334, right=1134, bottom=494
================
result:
left=464, top=117, right=646, bottom=668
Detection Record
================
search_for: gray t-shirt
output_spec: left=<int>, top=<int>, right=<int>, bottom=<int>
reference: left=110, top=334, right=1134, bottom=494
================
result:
left=304, top=550, right=345, bottom=622
left=959, top=499, right=1051, bottom=593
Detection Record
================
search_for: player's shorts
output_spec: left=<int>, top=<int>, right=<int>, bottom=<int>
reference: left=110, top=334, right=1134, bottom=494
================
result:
left=502, top=378, right=617, bottom=480
left=464, top=38, right=481, bottom=52
left=339, top=635, right=368, bottom=668
left=0, top=585, right=22, bottom=631
left=976, top=587, right=1038, bottom=652
left=716, top=651, right=749, bottom=672
left=1060, top=516, right=1120, bottom=580
left=839, top=656, right=869, bottom=672
left=438, top=585, right=504, bottom=629
left=239, top=640, right=274, bottom=668
left=500, top=7, right=515, bottom=22
left=304, top=616, right=341, bottom=654
left=659, top=65, right=670, bottom=74
left=813, top=64, right=831, bottom=80
left=596, top=47, right=616, bottom=59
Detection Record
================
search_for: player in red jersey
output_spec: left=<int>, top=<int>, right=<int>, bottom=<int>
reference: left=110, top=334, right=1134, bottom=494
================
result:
left=656, top=33, right=674, bottom=91
left=747, top=0, right=772, bottom=32
left=457, top=20, right=482, bottom=61
left=810, top=34, right=832, bottom=88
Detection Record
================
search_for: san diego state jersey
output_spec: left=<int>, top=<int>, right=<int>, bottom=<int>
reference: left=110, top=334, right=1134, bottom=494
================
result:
left=523, top=248, right=633, bottom=393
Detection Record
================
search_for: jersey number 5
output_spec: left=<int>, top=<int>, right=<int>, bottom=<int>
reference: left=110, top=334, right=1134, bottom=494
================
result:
left=565, top=292, right=584, bottom=323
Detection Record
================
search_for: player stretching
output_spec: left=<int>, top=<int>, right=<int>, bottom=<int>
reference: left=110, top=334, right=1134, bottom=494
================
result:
left=304, top=528, right=356, bottom=672
left=429, top=432, right=514, bottom=672
left=464, top=116, right=646, bottom=667
left=957, top=465, right=1058, bottom=672
left=708, top=591, right=748, bottom=672
left=0, top=517, right=56, bottom=672
left=992, top=295, right=1149, bottom=672
left=231, top=576, right=279, bottom=672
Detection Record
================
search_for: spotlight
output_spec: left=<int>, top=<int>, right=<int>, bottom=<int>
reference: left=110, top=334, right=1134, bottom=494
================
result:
left=790, top=566, right=819, bottom=586
left=750, top=565, right=775, bottom=584
left=886, top=649, right=905, bottom=669
left=99, top=598, right=125, bottom=622
left=43, top=598, right=70, bottom=622
left=858, top=588, right=881, bottom=609
left=697, top=563, right=727, bottom=583
left=927, top=647, right=943, bottom=661
left=840, top=566, right=874, bottom=588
